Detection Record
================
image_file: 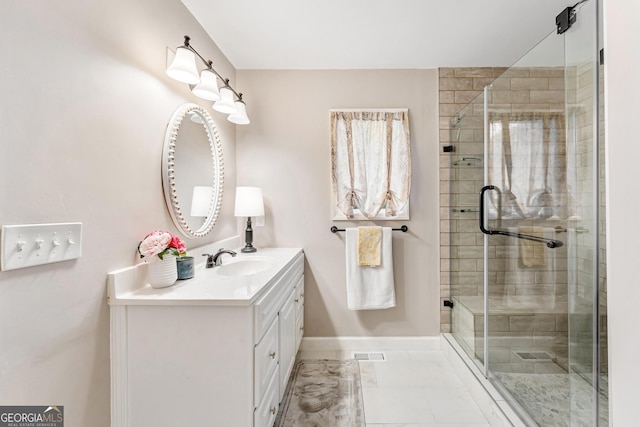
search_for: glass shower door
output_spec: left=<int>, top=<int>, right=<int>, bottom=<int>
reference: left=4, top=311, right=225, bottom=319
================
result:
left=482, top=29, right=573, bottom=425
left=480, top=1, right=604, bottom=423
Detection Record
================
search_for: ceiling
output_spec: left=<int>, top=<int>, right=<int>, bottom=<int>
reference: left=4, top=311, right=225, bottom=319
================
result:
left=181, top=0, right=568, bottom=70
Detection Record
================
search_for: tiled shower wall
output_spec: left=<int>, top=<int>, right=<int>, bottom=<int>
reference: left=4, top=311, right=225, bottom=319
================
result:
left=439, top=67, right=506, bottom=333
left=439, top=67, right=505, bottom=333
left=439, top=66, right=568, bottom=332
left=439, top=64, right=608, bottom=375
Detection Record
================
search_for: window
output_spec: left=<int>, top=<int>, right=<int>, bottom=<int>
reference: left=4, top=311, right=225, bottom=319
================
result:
left=331, top=109, right=411, bottom=220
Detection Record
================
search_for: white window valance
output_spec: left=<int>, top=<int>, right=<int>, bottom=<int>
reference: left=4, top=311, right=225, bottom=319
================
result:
left=331, top=109, right=411, bottom=220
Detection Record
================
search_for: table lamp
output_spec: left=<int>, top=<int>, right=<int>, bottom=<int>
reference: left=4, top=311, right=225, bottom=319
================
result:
left=234, top=187, right=264, bottom=253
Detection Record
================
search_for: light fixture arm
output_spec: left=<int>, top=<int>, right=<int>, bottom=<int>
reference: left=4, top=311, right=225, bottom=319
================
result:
left=179, top=35, right=244, bottom=102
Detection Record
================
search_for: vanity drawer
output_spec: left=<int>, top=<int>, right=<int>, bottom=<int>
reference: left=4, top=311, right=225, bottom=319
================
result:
left=254, top=317, right=279, bottom=405
left=254, top=254, right=304, bottom=342
left=254, top=368, right=279, bottom=427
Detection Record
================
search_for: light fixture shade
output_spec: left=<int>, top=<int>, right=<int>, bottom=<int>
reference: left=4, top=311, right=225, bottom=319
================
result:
left=190, top=186, right=214, bottom=217
left=189, top=111, right=204, bottom=124
left=213, top=86, right=238, bottom=114
left=228, top=100, right=250, bottom=125
left=234, top=187, right=264, bottom=217
left=192, top=69, right=221, bottom=101
left=166, top=46, right=200, bottom=84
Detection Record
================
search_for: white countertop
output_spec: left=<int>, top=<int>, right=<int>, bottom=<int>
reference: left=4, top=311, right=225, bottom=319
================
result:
left=107, top=247, right=303, bottom=306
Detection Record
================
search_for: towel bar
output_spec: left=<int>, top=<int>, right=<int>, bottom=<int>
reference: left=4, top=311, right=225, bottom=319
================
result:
left=330, top=225, right=408, bottom=233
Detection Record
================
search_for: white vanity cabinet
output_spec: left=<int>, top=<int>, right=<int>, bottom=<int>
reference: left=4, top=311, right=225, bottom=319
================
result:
left=108, top=248, right=304, bottom=427
left=277, top=274, right=304, bottom=394
left=295, top=276, right=305, bottom=349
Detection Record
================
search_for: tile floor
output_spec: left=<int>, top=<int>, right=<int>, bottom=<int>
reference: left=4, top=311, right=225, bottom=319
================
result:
left=297, top=349, right=492, bottom=427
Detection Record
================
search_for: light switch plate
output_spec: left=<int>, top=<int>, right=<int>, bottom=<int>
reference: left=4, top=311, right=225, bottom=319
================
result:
left=1, top=222, right=83, bottom=271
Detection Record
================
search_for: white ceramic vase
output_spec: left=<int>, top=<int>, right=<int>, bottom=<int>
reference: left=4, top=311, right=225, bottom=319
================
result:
left=147, top=254, right=178, bottom=288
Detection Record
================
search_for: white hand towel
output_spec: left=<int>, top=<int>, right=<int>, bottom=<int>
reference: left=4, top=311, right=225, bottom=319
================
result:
left=346, top=227, right=396, bottom=310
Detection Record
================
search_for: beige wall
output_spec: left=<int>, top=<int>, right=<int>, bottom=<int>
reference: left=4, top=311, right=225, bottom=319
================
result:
left=235, top=69, right=441, bottom=337
left=604, top=0, right=640, bottom=423
left=0, top=1, right=237, bottom=425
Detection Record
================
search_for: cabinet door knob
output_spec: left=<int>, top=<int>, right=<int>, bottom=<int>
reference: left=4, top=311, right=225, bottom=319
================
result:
left=270, top=406, right=277, bottom=415
left=294, top=298, right=299, bottom=303
left=269, top=351, right=276, bottom=359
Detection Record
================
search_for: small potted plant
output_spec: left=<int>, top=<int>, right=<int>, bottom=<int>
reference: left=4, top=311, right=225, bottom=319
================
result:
left=138, top=230, right=187, bottom=288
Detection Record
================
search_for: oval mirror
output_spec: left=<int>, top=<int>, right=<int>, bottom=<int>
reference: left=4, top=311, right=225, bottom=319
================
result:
left=162, top=103, right=224, bottom=239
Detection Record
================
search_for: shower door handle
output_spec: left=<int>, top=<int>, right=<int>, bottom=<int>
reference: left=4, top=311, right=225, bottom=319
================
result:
left=479, top=185, right=497, bottom=236
left=478, top=185, right=563, bottom=249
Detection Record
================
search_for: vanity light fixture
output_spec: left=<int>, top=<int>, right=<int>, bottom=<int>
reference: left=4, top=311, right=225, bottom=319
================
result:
left=212, top=81, right=238, bottom=114
left=165, top=43, right=200, bottom=84
left=191, top=65, right=221, bottom=101
left=234, top=187, right=264, bottom=253
left=188, top=112, right=204, bottom=124
left=228, top=98, right=250, bottom=125
left=166, top=35, right=250, bottom=125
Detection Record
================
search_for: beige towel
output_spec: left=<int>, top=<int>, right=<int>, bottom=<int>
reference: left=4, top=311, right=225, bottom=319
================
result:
left=519, top=226, right=546, bottom=267
left=357, top=226, right=382, bottom=266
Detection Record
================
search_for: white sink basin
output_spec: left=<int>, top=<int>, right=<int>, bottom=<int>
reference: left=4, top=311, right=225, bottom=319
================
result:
left=216, top=257, right=274, bottom=277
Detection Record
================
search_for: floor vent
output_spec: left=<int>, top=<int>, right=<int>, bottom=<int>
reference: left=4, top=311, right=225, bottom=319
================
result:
left=353, top=352, right=386, bottom=361
left=516, top=351, right=553, bottom=361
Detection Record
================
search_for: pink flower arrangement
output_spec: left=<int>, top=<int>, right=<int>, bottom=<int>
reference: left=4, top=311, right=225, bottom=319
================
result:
left=137, top=230, right=187, bottom=261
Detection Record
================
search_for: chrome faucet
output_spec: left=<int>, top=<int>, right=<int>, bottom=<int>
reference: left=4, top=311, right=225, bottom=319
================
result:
left=203, top=248, right=237, bottom=268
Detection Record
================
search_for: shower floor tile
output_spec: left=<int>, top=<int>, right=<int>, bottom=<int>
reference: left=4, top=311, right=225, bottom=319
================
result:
left=495, top=372, right=609, bottom=426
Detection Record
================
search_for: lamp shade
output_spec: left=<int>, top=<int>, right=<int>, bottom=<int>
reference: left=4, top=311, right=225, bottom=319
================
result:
left=234, top=187, right=264, bottom=217
left=192, top=69, right=221, bottom=101
left=190, top=186, right=214, bottom=217
left=166, top=46, right=200, bottom=84
left=228, top=100, right=250, bottom=125
left=213, top=86, right=238, bottom=114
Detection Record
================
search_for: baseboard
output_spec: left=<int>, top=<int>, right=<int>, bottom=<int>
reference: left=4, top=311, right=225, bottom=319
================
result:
left=300, top=336, right=440, bottom=352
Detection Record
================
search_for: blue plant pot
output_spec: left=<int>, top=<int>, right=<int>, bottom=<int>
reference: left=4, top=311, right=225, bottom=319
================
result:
left=176, top=256, right=194, bottom=280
